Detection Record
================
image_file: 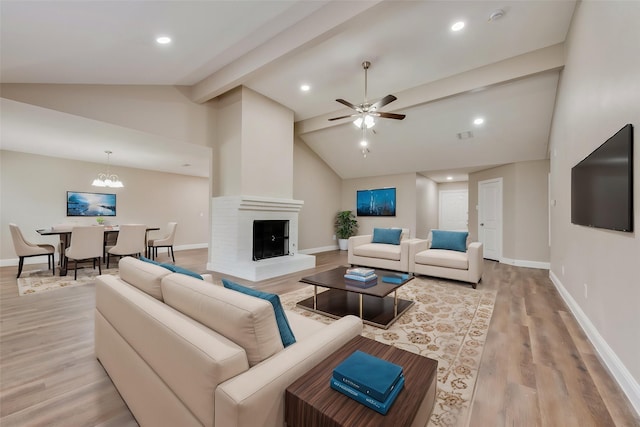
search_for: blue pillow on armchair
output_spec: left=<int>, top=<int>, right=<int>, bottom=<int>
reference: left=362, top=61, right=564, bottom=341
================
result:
left=222, top=278, right=296, bottom=348
left=430, top=230, right=468, bottom=252
left=371, top=228, right=403, bottom=245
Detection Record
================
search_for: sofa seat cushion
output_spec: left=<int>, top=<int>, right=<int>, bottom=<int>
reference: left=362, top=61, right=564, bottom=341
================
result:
left=415, top=249, right=469, bottom=270
left=353, top=243, right=402, bottom=261
left=119, top=256, right=172, bottom=300
left=161, top=274, right=284, bottom=367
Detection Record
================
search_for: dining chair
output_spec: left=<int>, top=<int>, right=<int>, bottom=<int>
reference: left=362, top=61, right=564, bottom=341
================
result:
left=147, top=222, right=177, bottom=262
left=65, top=226, right=104, bottom=280
left=107, top=224, right=147, bottom=268
left=103, top=230, right=118, bottom=262
left=9, top=223, right=56, bottom=278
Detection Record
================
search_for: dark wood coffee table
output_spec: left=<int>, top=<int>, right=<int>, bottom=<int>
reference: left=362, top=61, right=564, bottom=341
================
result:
left=286, top=335, right=438, bottom=427
left=297, top=267, right=414, bottom=329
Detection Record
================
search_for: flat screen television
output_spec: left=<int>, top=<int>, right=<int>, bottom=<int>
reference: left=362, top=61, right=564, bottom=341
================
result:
left=357, top=187, right=396, bottom=216
left=67, top=191, right=117, bottom=217
left=571, top=124, right=633, bottom=232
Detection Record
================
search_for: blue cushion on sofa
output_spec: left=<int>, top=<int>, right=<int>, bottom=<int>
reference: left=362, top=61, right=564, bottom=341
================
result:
left=222, top=279, right=296, bottom=347
left=371, top=228, right=402, bottom=245
left=430, top=230, right=468, bottom=252
left=140, top=256, right=204, bottom=280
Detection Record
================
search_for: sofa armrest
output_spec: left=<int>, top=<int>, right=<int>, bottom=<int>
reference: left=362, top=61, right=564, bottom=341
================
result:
left=214, top=315, right=363, bottom=427
left=467, top=242, right=484, bottom=283
left=399, top=239, right=413, bottom=272
left=201, top=274, right=215, bottom=284
left=408, top=239, right=429, bottom=272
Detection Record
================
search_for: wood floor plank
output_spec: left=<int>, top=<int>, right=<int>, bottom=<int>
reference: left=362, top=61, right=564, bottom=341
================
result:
left=1, top=250, right=638, bottom=426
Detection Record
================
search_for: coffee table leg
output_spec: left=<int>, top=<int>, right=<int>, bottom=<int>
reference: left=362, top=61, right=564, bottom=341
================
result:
left=359, top=294, right=363, bottom=319
left=313, top=285, right=317, bottom=310
left=394, top=290, right=398, bottom=317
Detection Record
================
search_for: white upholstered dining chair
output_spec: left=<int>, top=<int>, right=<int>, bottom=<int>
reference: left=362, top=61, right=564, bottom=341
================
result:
left=107, top=224, right=147, bottom=268
left=65, top=225, right=104, bottom=280
left=147, top=222, right=177, bottom=262
left=9, top=223, right=56, bottom=278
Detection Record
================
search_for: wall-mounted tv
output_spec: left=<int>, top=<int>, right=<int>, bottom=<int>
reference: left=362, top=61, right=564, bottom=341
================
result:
left=571, top=123, right=633, bottom=232
left=357, top=187, right=396, bottom=216
left=67, top=191, right=117, bottom=217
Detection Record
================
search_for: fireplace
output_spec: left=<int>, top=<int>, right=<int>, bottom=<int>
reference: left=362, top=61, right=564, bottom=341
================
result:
left=253, top=220, right=289, bottom=261
left=209, top=195, right=315, bottom=281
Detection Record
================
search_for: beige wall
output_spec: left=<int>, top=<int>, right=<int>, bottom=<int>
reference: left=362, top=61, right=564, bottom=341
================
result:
left=215, top=88, right=243, bottom=196
left=1, top=151, right=209, bottom=263
left=0, top=84, right=216, bottom=148
left=469, top=160, right=549, bottom=263
left=341, top=173, right=417, bottom=237
left=416, top=175, right=439, bottom=239
left=293, top=137, right=342, bottom=251
left=548, top=1, right=640, bottom=387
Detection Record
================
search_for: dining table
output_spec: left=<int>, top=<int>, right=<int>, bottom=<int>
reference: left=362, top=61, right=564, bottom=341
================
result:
left=37, top=225, right=159, bottom=276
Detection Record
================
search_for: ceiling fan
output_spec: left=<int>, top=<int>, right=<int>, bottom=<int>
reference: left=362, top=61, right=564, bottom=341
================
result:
left=328, top=60, right=406, bottom=127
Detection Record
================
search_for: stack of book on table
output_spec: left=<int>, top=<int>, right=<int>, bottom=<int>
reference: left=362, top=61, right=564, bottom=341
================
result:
left=344, top=267, right=377, bottom=287
left=330, top=350, right=404, bottom=415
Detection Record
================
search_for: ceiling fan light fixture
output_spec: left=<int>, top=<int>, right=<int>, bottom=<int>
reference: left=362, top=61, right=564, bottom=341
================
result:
left=360, top=139, right=368, bottom=147
left=354, top=114, right=375, bottom=129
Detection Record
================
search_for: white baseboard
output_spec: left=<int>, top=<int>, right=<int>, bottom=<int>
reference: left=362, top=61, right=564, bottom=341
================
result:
left=298, top=245, right=339, bottom=255
left=549, top=270, right=640, bottom=416
left=500, top=257, right=550, bottom=270
left=0, top=243, right=209, bottom=267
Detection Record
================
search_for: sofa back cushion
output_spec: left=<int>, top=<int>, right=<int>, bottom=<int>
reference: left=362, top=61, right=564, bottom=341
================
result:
left=161, top=274, right=284, bottom=366
left=119, top=256, right=172, bottom=300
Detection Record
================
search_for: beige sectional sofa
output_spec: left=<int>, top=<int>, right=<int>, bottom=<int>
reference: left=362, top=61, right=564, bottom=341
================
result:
left=408, top=231, right=483, bottom=288
left=95, top=257, right=362, bottom=427
left=347, top=228, right=412, bottom=273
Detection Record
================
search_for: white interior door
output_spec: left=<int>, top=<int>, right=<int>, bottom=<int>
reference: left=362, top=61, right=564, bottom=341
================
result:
left=439, top=190, right=468, bottom=230
left=478, top=178, right=502, bottom=261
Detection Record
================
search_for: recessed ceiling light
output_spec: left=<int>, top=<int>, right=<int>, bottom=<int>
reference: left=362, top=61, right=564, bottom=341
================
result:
left=474, top=117, right=485, bottom=125
left=156, top=36, right=171, bottom=45
left=300, top=84, right=310, bottom=92
left=451, top=21, right=465, bottom=32
left=447, top=176, right=453, bottom=181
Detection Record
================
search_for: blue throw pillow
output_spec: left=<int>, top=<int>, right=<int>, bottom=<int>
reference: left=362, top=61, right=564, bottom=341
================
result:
left=222, top=278, right=296, bottom=348
left=430, top=230, right=468, bottom=252
left=159, top=262, right=204, bottom=280
left=139, top=256, right=162, bottom=266
left=371, top=228, right=402, bottom=245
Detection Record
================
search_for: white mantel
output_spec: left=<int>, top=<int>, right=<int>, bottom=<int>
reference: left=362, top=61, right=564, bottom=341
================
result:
left=208, top=195, right=315, bottom=281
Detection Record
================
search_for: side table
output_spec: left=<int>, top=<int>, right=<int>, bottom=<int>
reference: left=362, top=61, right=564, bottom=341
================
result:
left=285, top=335, right=438, bottom=427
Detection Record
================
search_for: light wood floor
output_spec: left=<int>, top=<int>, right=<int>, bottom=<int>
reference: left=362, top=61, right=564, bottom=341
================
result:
left=0, top=249, right=638, bottom=426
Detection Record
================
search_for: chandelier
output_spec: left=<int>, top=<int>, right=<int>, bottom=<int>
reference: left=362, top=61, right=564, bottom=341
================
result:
left=92, top=150, right=124, bottom=188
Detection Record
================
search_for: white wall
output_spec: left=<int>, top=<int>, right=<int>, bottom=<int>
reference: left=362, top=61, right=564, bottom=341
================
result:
left=416, top=175, right=439, bottom=239
left=548, top=0, right=640, bottom=409
left=1, top=151, right=210, bottom=263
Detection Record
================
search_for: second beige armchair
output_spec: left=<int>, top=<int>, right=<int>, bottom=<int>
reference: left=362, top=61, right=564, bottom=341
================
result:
left=147, top=222, right=177, bottom=262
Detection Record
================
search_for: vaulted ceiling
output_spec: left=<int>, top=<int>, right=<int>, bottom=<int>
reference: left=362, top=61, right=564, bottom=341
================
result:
left=0, top=0, right=577, bottom=182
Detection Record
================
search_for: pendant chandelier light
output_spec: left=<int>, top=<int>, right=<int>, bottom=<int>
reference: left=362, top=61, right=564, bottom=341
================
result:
left=92, top=150, right=124, bottom=188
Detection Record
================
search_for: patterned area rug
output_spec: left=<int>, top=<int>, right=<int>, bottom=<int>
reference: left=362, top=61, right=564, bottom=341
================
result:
left=280, top=276, right=496, bottom=427
left=16, top=267, right=118, bottom=296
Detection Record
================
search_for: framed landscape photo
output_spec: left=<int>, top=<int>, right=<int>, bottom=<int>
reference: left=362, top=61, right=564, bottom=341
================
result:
left=66, top=191, right=116, bottom=217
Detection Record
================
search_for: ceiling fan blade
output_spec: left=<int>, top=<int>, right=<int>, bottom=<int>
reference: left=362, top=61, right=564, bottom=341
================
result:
left=335, top=99, right=360, bottom=110
left=372, top=111, right=406, bottom=120
left=369, top=94, right=397, bottom=111
left=328, top=114, right=357, bottom=121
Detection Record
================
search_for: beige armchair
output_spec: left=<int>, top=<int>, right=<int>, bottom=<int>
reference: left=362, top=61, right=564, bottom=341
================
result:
left=347, top=228, right=412, bottom=273
left=65, top=226, right=104, bottom=280
left=107, top=224, right=147, bottom=268
left=9, top=223, right=56, bottom=278
left=409, top=230, right=483, bottom=288
left=147, top=222, right=177, bottom=262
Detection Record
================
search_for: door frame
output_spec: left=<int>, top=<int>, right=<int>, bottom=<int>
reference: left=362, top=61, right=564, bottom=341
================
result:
left=478, top=177, right=503, bottom=261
